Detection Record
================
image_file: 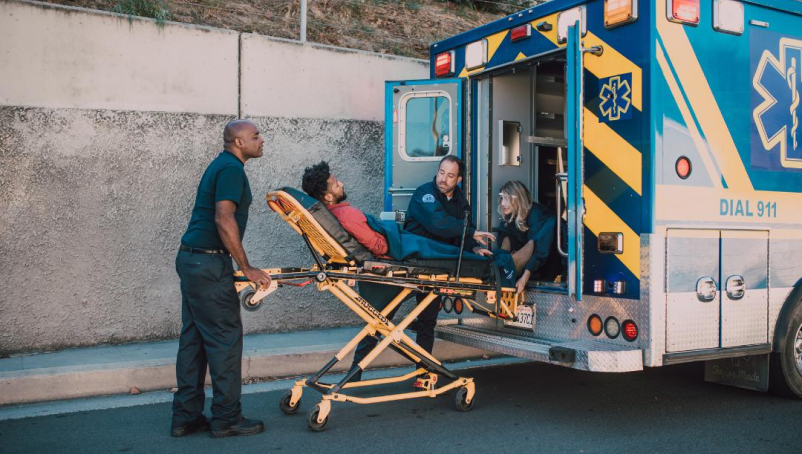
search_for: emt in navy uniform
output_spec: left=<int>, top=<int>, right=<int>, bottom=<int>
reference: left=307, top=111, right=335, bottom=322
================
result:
left=403, top=155, right=495, bottom=355
left=171, top=120, right=272, bottom=439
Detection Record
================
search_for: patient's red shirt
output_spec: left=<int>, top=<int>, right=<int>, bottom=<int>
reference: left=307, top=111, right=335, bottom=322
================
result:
left=328, top=202, right=389, bottom=258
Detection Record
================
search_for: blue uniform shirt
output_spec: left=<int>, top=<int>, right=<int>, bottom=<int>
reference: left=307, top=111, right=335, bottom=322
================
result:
left=497, top=202, right=556, bottom=274
left=181, top=151, right=252, bottom=250
left=404, top=178, right=479, bottom=251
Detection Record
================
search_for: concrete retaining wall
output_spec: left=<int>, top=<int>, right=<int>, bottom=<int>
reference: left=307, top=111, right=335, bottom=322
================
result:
left=0, top=0, right=429, bottom=355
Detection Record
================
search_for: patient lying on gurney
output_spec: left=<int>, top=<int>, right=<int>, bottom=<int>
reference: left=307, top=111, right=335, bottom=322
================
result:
left=300, top=161, right=515, bottom=273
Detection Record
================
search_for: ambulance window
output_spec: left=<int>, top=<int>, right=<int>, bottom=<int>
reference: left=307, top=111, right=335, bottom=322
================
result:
left=399, top=91, right=452, bottom=161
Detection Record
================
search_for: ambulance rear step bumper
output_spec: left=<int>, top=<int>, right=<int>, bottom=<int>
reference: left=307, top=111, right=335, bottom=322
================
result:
left=435, top=319, right=643, bottom=373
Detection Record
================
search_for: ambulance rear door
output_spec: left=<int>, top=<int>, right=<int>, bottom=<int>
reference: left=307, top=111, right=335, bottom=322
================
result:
left=383, top=79, right=464, bottom=220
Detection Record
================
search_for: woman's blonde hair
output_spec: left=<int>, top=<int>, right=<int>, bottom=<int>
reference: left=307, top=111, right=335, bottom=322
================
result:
left=498, top=180, right=533, bottom=232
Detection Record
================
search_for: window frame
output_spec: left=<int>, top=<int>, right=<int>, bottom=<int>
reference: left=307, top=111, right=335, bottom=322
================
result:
left=397, top=90, right=454, bottom=162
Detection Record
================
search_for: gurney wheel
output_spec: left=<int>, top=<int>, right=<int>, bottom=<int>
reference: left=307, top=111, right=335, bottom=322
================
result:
left=454, top=386, right=474, bottom=412
left=307, top=406, right=329, bottom=432
left=279, top=391, right=301, bottom=415
left=239, top=288, right=261, bottom=312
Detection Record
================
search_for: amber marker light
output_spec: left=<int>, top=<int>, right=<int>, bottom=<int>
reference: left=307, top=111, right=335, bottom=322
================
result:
left=588, top=314, right=603, bottom=336
left=604, top=0, right=638, bottom=28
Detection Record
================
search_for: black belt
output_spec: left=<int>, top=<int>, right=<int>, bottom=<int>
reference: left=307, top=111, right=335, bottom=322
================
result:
left=180, top=245, right=229, bottom=255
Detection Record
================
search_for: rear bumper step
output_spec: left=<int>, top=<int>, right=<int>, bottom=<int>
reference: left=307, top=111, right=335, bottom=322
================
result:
left=435, top=319, right=643, bottom=372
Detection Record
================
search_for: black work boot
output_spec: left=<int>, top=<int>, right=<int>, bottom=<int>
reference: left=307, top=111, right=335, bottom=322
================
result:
left=210, top=416, right=265, bottom=438
left=170, top=415, right=210, bottom=437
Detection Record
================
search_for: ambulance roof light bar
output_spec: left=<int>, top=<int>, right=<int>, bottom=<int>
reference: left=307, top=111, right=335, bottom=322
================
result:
left=604, top=0, right=638, bottom=29
left=666, top=0, right=700, bottom=26
left=434, top=50, right=455, bottom=78
left=713, top=0, right=744, bottom=35
left=556, top=6, right=587, bottom=44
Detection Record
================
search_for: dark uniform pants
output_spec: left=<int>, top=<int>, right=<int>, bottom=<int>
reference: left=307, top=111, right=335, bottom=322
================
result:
left=351, top=283, right=440, bottom=372
left=172, top=249, right=242, bottom=429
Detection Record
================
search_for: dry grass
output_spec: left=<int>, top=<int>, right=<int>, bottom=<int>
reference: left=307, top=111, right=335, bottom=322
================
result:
left=41, top=0, right=532, bottom=58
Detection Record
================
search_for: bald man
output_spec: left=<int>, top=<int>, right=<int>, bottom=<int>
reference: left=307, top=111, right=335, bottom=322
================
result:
left=172, top=120, right=271, bottom=438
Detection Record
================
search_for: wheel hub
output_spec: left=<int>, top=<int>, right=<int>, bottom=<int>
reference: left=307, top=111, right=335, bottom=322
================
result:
left=795, top=322, right=802, bottom=375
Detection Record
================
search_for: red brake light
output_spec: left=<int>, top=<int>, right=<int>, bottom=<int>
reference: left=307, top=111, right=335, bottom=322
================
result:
left=435, top=51, right=455, bottom=77
left=510, top=24, right=531, bottom=42
left=676, top=156, right=692, bottom=179
left=622, top=320, right=638, bottom=342
left=668, top=0, right=700, bottom=25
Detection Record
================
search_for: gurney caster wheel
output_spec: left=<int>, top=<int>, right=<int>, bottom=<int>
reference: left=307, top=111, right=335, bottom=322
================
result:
left=239, top=287, right=262, bottom=312
left=279, top=390, right=301, bottom=415
left=454, top=386, right=474, bottom=412
left=307, top=406, right=329, bottom=432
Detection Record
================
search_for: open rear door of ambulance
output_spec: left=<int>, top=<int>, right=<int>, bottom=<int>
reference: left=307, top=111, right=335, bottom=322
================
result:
left=565, top=23, right=584, bottom=301
left=382, top=79, right=463, bottom=221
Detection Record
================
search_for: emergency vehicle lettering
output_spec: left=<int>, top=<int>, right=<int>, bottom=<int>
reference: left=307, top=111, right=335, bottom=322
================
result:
left=719, top=199, right=778, bottom=219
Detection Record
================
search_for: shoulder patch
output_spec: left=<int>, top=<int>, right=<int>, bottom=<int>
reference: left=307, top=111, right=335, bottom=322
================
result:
left=422, top=194, right=436, bottom=203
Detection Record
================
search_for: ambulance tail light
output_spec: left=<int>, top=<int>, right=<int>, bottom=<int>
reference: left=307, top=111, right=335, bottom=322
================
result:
left=667, top=0, right=700, bottom=25
left=510, top=24, right=531, bottom=42
left=588, top=314, right=603, bottom=336
left=604, top=0, right=638, bottom=29
left=435, top=51, right=455, bottom=77
left=622, top=320, right=638, bottom=342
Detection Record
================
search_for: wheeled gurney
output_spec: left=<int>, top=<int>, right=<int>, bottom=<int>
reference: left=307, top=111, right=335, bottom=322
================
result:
left=234, top=188, right=523, bottom=431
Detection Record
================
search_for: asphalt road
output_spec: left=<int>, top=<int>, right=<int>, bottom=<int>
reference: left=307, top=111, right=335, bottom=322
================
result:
left=1, top=361, right=800, bottom=454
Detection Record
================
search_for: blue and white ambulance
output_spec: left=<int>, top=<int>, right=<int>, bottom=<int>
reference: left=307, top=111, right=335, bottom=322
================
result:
left=382, top=0, right=802, bottom=397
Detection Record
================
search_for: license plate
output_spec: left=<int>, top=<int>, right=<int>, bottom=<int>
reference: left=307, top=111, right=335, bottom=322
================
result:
left=505, top=304, right=535, bottom=331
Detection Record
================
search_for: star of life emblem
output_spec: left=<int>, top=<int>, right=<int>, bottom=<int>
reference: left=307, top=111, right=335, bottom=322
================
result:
left=752, top=37, right=802, bottom=169
left=598, top=73, right=632, bottom=122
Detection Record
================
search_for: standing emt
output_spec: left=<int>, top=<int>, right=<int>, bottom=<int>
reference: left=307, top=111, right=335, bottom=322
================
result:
left=171, top=120, right=271, bottom=438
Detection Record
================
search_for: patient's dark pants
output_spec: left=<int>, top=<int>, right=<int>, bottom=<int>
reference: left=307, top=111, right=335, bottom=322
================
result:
left=350, top=283, right=439, bottom=376
left=172, top=250, right=242, bottom=429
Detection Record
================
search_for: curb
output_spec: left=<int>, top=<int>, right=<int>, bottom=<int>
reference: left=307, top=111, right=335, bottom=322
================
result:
left=0, top=340, right=494, bottom=406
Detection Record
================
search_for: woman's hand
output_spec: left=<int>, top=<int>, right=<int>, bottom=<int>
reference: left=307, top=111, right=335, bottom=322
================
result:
left=472, top=230, right=497, bottom=246
left=515, top=270, right=531, bottom=294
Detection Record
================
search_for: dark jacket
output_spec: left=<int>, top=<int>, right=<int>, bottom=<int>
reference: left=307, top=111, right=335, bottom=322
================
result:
left=404, top=178, right=479, bottom=251
left=497, top=202, right=556, bottom=274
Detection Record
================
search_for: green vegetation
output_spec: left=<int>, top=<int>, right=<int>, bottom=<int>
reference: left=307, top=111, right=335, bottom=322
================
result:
left=112, top=0, right=172, bottom=25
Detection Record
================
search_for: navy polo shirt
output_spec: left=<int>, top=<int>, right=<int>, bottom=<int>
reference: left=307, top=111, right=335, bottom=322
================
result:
left=181, top=151, right=253, bottom=250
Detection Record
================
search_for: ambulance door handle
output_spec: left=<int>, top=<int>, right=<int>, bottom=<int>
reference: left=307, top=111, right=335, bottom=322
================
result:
left=582, top=45, right=603, bottom=57
left=726, top=275, right=746, bottom=300
left=555, top=173, right=568, bottom=258
left=696, top=277, right=718, bottom=302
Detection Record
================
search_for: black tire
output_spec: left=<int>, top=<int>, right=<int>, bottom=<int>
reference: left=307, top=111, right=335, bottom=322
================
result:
left=279, top=391, right=301, bottom=415
left=239, top=287, right=261, bottom=312
left=307, top=406, right=329, bottom=432
left=454, top=386, right=475, bottom=412
left=770, top=293, right=802, bottom=398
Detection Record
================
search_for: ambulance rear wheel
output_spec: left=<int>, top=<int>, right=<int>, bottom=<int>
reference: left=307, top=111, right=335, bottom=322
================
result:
left=239, top=288, right=261, bottom=312
left=279, top=391, right=301, bottom=415
left=454, top=386, right=474, bottom=412
left=307, top=406, right=329, bottom=432
left=770, top=293, right=802, bottom=399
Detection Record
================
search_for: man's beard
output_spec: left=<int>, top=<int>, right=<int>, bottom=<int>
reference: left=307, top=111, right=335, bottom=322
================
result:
left=337, top=192, right=348, bottom=203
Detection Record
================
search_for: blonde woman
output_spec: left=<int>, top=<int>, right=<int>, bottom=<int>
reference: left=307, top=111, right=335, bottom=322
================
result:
left=497, top=181, right=557, bottom=293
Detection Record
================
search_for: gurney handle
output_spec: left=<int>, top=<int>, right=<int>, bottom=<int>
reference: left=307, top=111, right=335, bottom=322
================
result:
left=454, top=210, right=469, bottom=282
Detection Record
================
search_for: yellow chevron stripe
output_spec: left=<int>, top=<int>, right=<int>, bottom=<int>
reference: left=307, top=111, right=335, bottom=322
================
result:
left=656, top=0, right=753, bottom=190
left=515, top=52, right=527, bottom=61
left=583, top=186, right=641, bottom=279
left=532, top=13, right=561, bottom=46
left=655, top=41, right=722, bottom=188
left=458, top=30, right=508, bottom=78
left=584, top=107, right=642, bottom=195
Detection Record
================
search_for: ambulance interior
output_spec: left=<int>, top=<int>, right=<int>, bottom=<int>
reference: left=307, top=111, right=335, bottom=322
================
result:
left=474, top=53, right=568, bottom=289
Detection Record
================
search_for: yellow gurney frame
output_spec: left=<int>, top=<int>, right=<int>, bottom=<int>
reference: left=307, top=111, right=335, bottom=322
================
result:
left=234, top=190, right=523, bottom=431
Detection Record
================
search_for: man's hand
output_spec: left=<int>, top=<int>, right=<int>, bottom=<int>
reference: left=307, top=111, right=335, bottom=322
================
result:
left=472, top=247, right=493, bottom=257
left=472, top=230, right=497, bottom=246
left=243, top=266, right=272, bottom=289
left=515, top=270, right=531, bottom=294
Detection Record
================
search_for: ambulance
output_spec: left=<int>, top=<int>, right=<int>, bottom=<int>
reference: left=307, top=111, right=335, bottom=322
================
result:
left=381, top=0, right=802, bottom=397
